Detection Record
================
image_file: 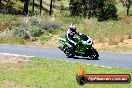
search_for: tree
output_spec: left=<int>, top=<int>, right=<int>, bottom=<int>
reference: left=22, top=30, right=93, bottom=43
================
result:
left=0, top=0, right=1, bottom=5
left=22, top=0, right=29, bottom=15
left=7, top=0, right=13, bottom=14
left=126, top=0, right=132, bottom=16
left=69, top=0, right=117, bottom=21
left=39, top=0, right=42, bottom=15
left=32, top=0, right=34, bottom=16
left=120, top=0, right=132, bottom=16
left=0, top=0, right=1, bottom=7
left=69, top=0, right=82, bottom=16
left=97, top=1, right=117, bottom=21
left=49, top=0, right=53, bottom=15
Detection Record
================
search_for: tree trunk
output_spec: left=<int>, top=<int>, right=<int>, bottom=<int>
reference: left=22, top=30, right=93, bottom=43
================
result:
left=126, top=0, right=131, bottom=16
left=40, top=0, right=42, bottom=15
left=49, top=0, right=53, bottom=15
left=32, top=0, right=34, bottom=16
left=7, top=0, right=13, bottom=14
left=127, top=6, right=130, bottom=16
left=0, top=0, right=1, bottom=7
left=23, top=0, right=29, bottom=16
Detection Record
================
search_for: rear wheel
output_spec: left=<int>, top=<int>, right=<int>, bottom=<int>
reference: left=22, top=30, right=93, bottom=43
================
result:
left=63, top=46, right=75, bottom=58
left=88, top=48, right=99, bottom=60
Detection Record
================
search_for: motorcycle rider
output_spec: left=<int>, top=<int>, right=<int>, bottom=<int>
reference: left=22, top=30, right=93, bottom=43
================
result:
left=66, top=24, right=82, bottom=53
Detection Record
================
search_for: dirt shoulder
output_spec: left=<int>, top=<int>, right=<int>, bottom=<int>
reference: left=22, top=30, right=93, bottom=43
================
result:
left=0, top=55, right=31, bottom=63
left=1, top=81, right=29, bottom=88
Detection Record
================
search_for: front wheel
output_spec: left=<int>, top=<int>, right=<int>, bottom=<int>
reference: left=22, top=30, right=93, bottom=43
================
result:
left=88, top=48, right=99, bottom=60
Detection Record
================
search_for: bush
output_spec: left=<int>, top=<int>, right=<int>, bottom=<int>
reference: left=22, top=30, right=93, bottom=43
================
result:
left=28, top=26, right=43, bottom=37
left=38, top=20, right=50, bottom=30
left=49, top=21, right=61, bottom=30
left=29, top=16, right=39, bottom=26
left=0, top=14, right=22, bottom=31
left=0, top=3, right=22, bottom=15
left=29, top=16, right=61, bottom=32
left=38, top=36, right=51, bottom=41
left=38, top=20, right=61, bottom=31
left=11, top=24, right=29, bottom=39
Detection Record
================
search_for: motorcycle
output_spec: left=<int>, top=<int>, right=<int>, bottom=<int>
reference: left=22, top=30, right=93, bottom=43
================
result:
left=58, top=34, right=99, bottom=59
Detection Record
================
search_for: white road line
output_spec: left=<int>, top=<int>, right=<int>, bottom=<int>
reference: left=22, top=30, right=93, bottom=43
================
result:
left=93, top=64, right=111, bottom=68
left=0, top=53, right=35, bottom=58
left=0, top=44, right=52, bottom=49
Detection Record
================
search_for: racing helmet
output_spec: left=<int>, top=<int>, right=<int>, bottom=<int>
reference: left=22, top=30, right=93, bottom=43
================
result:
left=69, top=24, right=76, bottom=32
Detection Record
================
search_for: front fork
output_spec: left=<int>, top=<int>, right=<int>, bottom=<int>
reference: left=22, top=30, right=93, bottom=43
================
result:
left=58, top=46, right=63, bottom=51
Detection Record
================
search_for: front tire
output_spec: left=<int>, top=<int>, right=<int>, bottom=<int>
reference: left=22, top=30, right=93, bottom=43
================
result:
left=88, top=48, right=99, bottom=60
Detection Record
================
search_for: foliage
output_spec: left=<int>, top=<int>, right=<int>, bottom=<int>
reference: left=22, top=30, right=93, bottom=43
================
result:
left=38, top=20, right=61, bottom=32
left=28, top=16, right=61, bottom=37
left=38, top=36, right=51, bottom=41
left=28, top=26, right=43, bottom=37
left=11, top=24, right=29, bottom=39
left=48, top=21, right=61, bottom=31
left=29, top=16, right=61, bottom=30
left=120, top=0, right=132, bottom=16
left=69, top=0, right=118, bottom=21
left=97, top=1, right=118, bottom=21
left=38, top=20, right=51, bottom=30
left=50, top=29, right=59, bottom=35
left=29, top=16, right=39, bottom=26
left=0, top=14, right=22, bottom=31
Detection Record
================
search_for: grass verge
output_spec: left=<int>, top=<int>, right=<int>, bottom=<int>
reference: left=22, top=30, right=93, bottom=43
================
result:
left=0, top=57, right=131, bottom=88
left=98, top=45, right=132, bottom=53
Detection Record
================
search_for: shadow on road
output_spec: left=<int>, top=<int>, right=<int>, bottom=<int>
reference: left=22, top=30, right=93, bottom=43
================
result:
left=72, top=57, right=100, bottom=60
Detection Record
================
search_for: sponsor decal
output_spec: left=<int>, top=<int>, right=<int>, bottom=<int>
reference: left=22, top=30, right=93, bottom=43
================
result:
left=76, top=66, right=131, bottom=85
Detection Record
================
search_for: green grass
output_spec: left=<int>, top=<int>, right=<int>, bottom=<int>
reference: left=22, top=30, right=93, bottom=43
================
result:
left=50, top=29, right=60, bottom=35
left=38, top=36, right=51, bottom=41
left=0, top=57, right=131, bottom=88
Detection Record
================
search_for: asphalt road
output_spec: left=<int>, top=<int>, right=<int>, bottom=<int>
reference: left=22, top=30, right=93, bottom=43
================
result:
left=0, top=44, right=132, bottom=69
